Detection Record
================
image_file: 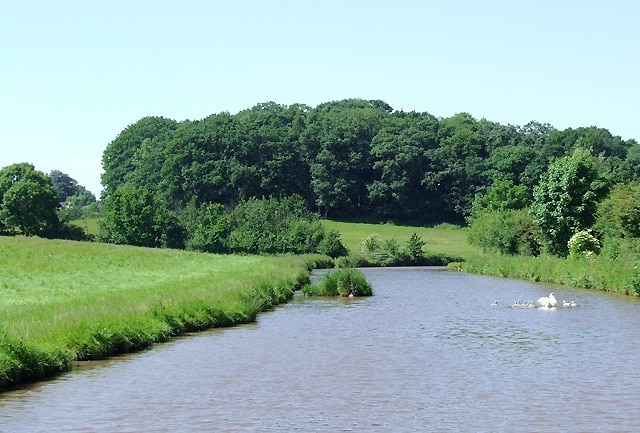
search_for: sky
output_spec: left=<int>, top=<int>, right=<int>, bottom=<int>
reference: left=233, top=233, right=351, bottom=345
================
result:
left=2, top=0, right=639, bottom=197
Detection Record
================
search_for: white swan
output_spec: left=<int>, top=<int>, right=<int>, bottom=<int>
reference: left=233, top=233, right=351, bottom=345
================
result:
left=537, top=292, right=557, bottom=308
left=562, top=300, right=571, bottom=307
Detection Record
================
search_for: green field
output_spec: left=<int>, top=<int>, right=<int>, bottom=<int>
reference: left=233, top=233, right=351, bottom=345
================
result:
left=322, top=220, right=481, bottom=259
left=0, top=236, right=313, bottom=390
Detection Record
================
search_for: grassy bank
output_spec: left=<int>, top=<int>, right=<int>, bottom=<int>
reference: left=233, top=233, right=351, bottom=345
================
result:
left=325, top=220, right=640, bottom=296
left=0, top=236, right=316, bottom=391
left=458, top=252, right=640, bottom=296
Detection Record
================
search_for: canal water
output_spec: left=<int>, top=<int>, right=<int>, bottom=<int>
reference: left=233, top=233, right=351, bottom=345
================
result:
left=1, top=267, right=640, bottom=432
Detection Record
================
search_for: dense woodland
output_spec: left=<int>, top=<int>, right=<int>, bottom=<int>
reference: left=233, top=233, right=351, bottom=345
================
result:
left=2, top=98, right=640, bottom=260
left=101, top=99, right=639, bottom=224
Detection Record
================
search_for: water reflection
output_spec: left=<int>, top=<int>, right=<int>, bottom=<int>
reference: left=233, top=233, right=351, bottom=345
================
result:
left=1, top=267, right=640, bottom=432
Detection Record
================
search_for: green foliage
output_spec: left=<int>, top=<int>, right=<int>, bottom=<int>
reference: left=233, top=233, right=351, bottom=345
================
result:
left=0, top=163, right=60, bottom=237
left=50, top=170, right=96, bottom=204
left=101, top=116, right=178, bottom=198
left=361, top=233, right=383, bottom=254
left=181, top=201, right=230, bottom=253
left=468, top=209, right=541, bottom=256
left=567, top=230, right=601, bottom=259
left=228, top=195, right=322, bottom=254
left=531, top=148, right=610, bottom=256
left=97, top=99, right=639, bottom=227
left=468, top=179, right=531, bottom=223
left=316, top=229, right=348, bottom=258
left=596, top=182, right=640, bottom=239
left=302, top=268, right=373, bottom=297
left=98, top=185, right=184, bottom=248
left=404, top=232, right=426, bottom=264
left=458, top=248, right=640, bottom=295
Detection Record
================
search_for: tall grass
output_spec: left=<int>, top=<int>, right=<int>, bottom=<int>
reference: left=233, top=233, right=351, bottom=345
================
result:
left=458, top=252, right=639, bottom=296
left=0, top=236, right=312, bottom=390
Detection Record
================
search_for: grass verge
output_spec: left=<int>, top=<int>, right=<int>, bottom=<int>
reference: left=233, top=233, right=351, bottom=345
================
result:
left=0, top=236, right=316, bottom=391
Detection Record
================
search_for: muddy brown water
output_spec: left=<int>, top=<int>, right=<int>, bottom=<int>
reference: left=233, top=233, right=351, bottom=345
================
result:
left=1, top=267, right=640, bottom=432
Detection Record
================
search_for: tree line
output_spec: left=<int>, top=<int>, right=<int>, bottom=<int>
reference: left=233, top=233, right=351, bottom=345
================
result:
left=2, top=98, right=639, bottom=260
left=101, top=98, right=639, bottom=226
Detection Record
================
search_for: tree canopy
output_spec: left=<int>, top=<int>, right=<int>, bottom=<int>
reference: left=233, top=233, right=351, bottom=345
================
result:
left=100, top=99, right=639, bottom=228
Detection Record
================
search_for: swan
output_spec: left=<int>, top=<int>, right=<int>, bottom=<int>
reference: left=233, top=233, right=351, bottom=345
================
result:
left=562, top=300, right=571, bottom=307
left=537, top=292, right=557, bottom=308
left=491, top=301, right=499, bottom=308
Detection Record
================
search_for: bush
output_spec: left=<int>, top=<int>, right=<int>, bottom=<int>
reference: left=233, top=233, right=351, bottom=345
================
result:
left=568, top=229, right=601, bottom=259
left=468, top=209, right=541, bottom=256
left=302, top=268, right=373, bottom=297
left=317, top=229, right=348, bottom=258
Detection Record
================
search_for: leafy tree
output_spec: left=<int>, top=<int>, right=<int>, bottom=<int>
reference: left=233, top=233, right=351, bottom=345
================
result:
left=227, top=195, right=327, bottom=255
left=231, top=102, right=312, bottom=202
left=368, top=111, right=439, bottom=223
left=181, top=201, right=230, bottom=253
left=99, top=186, right=184, bottom=248
left=317, top=229, right=348, bottom=258
left=423, top=112, right=488, bottom=222
left=404, top=232, right=426, bottom=264
left=0, top=163, right=60, bottom=236
left=305, top=99, right=388, bottom=219
left=530, top=148, right=610, bottom=256
left=101, top=116, right=178, bottom=198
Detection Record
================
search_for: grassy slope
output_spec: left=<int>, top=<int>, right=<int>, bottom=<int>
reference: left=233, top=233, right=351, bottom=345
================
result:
left=0, top=236, right=312, bottom=389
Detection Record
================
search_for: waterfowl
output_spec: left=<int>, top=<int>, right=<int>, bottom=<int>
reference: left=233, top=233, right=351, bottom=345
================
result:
left=537, top=292, right=557, bottom=308
left=491, top=301, right=499, bottom=308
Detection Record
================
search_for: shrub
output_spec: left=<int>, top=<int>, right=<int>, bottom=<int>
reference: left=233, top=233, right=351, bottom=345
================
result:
left=302, top=268, right=373, bottom=297
left=568, top=230, right=601, bottom=259
left=317, top=229, right=348, bottom=258
left=468, top=209, right=541, bottom=256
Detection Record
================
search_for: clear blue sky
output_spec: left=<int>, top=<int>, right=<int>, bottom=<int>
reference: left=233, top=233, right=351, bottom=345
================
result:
left=2, top=0, right=638, bottom=196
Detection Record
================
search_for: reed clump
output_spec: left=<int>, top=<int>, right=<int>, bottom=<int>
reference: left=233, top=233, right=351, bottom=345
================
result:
left=302, top=268, right=373, bottom=297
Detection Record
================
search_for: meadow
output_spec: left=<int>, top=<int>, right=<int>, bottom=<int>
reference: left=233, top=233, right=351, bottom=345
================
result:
left=0, top=236, right=315, bottom=390
left=322, top=220, right=480, bottom=258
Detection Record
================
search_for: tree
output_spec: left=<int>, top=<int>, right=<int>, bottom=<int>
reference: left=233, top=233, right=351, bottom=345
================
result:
left=422, top=112, right=488, bottom=222
left=0, top=163, right=60, bottom=236
left=101, top=116, right=178, bottom=199
left=530, top=148, right=610, bottom=256
left=98, top=186, right=184, bottom=248
left=305, top=99, right=388, bottom=219
left=368, top=111, right=439, bottom=223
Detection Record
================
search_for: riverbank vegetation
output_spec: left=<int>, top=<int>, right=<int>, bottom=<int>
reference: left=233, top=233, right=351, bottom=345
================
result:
left=302, top=268, right=373, bottom=297
left=0, top=236, right=318, bottom=391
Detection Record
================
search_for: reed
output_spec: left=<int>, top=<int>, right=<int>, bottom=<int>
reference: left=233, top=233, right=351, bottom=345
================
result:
left=0, top=236, right=312, bottom=390
left=302, top=268, right=373, bottom=297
